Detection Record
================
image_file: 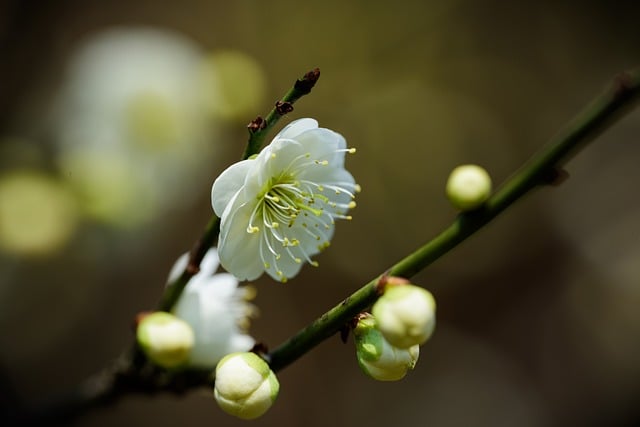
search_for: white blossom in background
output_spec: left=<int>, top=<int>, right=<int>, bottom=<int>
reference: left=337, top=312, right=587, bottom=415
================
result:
left=52, top=27, right=220, bottom=226
left=211, top=118, right=359, bottom=282
left=170, top=248, right=256, bottom=369
left=0, top=170, right=77, bottom=256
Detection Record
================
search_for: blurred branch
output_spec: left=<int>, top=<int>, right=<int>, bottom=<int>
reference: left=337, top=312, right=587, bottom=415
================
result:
left=266, top=68, right=640, bottom=372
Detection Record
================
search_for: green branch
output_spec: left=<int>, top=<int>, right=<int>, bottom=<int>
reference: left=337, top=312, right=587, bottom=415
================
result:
left=267, top=68, right=640, bottom=372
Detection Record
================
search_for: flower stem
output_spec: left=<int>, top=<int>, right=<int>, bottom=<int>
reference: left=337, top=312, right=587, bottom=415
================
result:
left=158, top=68, right=321, bottom=312
left=267, top=68, right=640, bottom=372
left=242, top=68, right=320, bottom=160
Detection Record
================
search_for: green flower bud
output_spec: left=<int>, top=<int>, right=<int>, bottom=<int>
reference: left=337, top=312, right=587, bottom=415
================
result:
left=214, top=352, right=279, bottom=420
left=446, top=164, right=492, bottom=211
left=372, top=284, right=436, bottom=349
left=136, top=311, right=194, bottom=368
left=354, top=314, right=419, bottom=381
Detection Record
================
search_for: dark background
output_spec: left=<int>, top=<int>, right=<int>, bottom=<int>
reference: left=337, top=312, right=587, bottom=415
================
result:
left=1, top=1, right=640, bottom=426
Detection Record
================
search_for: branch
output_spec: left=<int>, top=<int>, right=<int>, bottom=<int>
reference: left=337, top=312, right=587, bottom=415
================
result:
left=266, top=68, right=640, bottom=372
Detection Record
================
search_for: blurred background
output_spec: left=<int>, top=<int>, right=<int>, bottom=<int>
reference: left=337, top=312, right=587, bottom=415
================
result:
left=1, top=0, right=640, bottom=426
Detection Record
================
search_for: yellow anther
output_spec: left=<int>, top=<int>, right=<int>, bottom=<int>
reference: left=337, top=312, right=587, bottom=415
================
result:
left=348, top=147, right=356, bottom=154
left=247, top=225, right=260, bottom=233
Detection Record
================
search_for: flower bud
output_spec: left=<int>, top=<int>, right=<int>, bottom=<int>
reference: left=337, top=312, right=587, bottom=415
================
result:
left=372, top=284, right=436, bottom=349
left=354, top=314, right=419, bottom=381
left=136, top=311, right=194, bottom=368
left=446, top=164, right=492, bottom=211
left=214, top=352, right=279, bottom=420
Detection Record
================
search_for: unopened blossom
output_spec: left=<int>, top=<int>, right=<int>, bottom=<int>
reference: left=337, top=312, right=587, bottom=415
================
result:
left=214, top=352, right=280, bottom=420
left=354, top=314, right=419, bottom=381
left=136, top=311, right=194, bottom=368
left=211, top=118, right=359, bottom=282
left=170, top=248, right=256, bottom=368
left=446, top=164, right=492, bottom=211
left=372, top=284, right=436, bottom=349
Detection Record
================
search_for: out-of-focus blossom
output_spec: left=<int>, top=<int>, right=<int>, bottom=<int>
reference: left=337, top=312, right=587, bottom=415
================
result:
left=211, top=118, right=359, bottom=282
left=53, top=27, right=221, bottom=226
left=201, top=50, right=267, bottom=122
left=0, top=170, right=77, bottom=256
left=170, top=248, right=256, bottom=369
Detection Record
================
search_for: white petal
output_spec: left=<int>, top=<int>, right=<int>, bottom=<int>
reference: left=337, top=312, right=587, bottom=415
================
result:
left=301, top=166, right=356, bottom=200
left=167, top=251, right=189, bottom=284
left=274, top=118, right=318, bottom=140
left=228, top=333, right=256, bottom=354
left=211, top=159, right=254, bottom=217
left=296, top=128, right=347, bottom=165
left=265, top=249, right=305, bottom=281
left=218, top=193, right=265, bottom=281
left=263, top=139, right=306, bottom=177
left=198, top=247, right=220, bottom=276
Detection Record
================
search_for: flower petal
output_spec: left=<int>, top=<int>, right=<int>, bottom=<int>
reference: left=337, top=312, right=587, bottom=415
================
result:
left=212, top=159, right=254, bottom=217
left=274, top=118, right=318, bottom=140
left=218, top=192, right=265, bottom=281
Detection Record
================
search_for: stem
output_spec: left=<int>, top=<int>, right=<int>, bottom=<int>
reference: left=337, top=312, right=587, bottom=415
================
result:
left=158, top=68, right=321, bottom=312
left=242, top=68, right=320, bottom=160
left=267, top=68, right=640, bottom=372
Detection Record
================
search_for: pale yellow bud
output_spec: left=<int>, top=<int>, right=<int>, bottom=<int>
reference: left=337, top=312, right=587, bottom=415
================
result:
left=446, top=164, right=492, bottom=211
left=136, top=312, right=194, bottom=368
left=214, top=352, right=279, bottom=420
left=372, top=284, right=436, bottom=349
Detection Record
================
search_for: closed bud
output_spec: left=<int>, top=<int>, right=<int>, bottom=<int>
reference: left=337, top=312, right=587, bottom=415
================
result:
left=446, top=164, right=492, bottom=211
left=136, top=311, right=194, bottom=368
left=372, top=284, right=436, bottom=349
left=354, top=314, right=419, bottom=381
left=214, top=352, right=279, bottom=420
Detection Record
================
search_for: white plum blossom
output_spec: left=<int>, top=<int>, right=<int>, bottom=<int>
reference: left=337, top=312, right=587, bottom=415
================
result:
left=211, top=118, right=359, bottom=282
left=170, top=248, right=256, bottom=369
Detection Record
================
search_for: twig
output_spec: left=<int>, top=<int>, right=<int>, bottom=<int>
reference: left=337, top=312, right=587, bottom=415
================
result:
left=266, top=68, right=640, bottom=372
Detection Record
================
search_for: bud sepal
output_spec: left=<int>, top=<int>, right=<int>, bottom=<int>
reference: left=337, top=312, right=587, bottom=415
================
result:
left=354, top=314, right=419, bottom=381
